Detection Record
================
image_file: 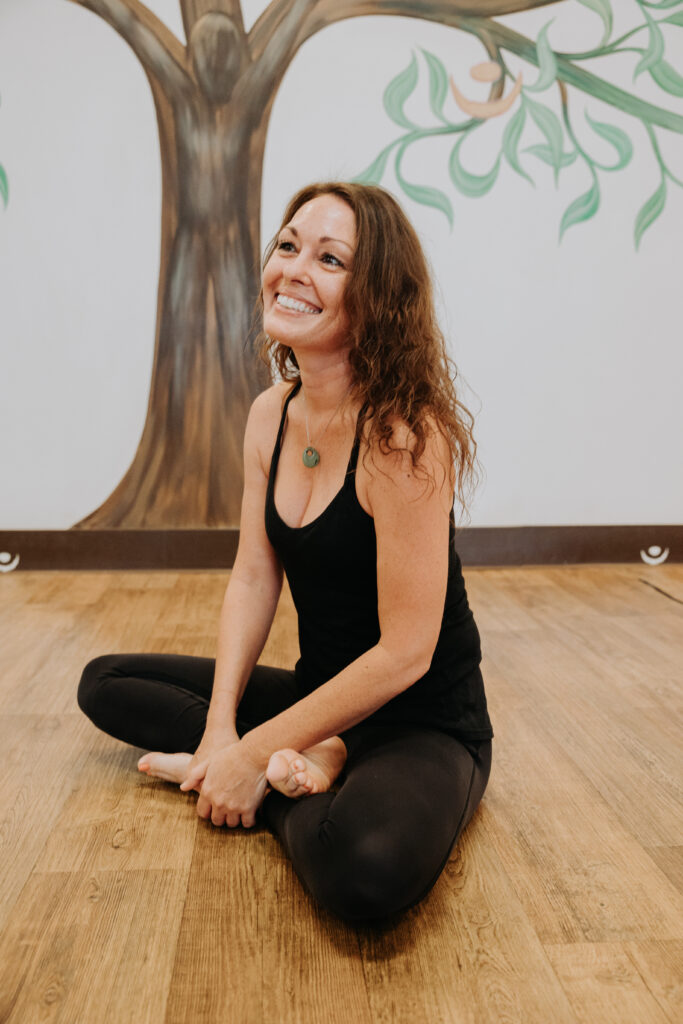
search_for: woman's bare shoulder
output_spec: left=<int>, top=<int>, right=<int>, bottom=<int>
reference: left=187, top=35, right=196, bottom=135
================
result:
left=250, top=381, right=292, bottom=416
left=364, top=413, right=450, bottom=469
left=247, top=382, right=294, bottom=431
left=245, top=382, right=296, bottom=471
left=359, top=413, right=453, bottom=509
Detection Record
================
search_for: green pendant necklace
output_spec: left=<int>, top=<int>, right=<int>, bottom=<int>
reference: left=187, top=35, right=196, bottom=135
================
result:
left=302, top=387, right=349, bottom=468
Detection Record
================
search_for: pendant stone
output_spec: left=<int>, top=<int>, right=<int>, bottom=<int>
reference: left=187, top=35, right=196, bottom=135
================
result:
left=303, top=446, right=320, bottom=468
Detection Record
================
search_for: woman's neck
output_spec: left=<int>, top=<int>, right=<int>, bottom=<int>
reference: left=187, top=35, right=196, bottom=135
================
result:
left=295, top=353, right=354, bottom=417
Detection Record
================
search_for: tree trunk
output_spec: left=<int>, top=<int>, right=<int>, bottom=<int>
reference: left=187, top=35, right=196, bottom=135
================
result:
left=75, top=85, right=267, bottom=528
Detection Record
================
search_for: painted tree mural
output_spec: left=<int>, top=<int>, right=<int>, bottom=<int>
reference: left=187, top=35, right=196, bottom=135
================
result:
left=69, top=0, right=683, bottom=529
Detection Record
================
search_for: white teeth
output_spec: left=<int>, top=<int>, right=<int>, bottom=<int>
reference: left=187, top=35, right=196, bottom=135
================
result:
left=276, top=294, right=321, bottom=314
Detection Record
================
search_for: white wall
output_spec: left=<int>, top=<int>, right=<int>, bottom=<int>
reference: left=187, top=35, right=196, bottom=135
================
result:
left=1, top=0, right=682, bottom=528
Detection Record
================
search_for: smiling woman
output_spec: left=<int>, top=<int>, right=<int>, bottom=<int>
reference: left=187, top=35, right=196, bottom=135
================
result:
left=77, top=182, right=493, bottom=923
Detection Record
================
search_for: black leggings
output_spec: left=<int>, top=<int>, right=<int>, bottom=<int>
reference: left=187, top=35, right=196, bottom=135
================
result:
left=77, top=654, right=491, bottom=923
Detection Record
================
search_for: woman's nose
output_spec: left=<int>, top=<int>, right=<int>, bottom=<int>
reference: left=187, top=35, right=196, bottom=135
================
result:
left=284, top=249, right=311, bottom=282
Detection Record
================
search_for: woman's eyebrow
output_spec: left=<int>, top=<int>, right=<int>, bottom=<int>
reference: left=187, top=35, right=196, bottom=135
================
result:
left=282, top=225, right=354, bottom=252
left=320, top=235, right=354, bottom=252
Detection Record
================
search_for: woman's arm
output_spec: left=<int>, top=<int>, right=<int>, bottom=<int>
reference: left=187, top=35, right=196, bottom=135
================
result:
left=196, top=387, right=285, bottom=750
left=186, top=423, right=454, bottom=825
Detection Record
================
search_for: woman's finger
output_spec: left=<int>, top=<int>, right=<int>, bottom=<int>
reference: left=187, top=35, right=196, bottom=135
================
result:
left=196, top=793, right=212, bottom=819
left=180, top=760, right=208, bottom=791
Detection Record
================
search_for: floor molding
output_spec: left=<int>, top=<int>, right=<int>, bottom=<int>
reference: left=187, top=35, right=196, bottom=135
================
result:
left=0, top=526, right=680, bottom=570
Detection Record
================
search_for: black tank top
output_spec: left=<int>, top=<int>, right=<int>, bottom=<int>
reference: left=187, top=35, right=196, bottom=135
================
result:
left=265, top=381, right=493, bottom=742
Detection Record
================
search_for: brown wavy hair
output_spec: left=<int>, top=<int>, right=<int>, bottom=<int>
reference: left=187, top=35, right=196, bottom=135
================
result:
left=259, top=182, right=478, bottom=514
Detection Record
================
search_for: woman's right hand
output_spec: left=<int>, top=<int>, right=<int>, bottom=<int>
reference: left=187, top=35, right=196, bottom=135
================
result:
left=185, top=725, right=240, bottom=791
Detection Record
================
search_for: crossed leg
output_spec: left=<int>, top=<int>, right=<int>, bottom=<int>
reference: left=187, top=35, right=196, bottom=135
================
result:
left=78, top=655, right=347, bottom=792
left=263, top=724, right=492, bottom=922
left=78, top=655, right=491, bottom=921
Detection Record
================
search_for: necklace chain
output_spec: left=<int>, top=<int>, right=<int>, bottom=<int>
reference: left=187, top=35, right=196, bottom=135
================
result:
left=302, top=386, right=349, bottom=468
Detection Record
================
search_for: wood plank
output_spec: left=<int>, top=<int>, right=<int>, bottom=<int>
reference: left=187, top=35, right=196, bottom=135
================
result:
left=0, top=712, right=93, bottom=932
left=163, top=824, right=265, bottom=1024
left=0, top=868, right=187, bottom=1024
left=34, top=734, right=198, bottom=875
left=479, top=690, right=683, bottom=944
left=545, top=942, right=671, bottom=1024
left=644, top=847, right=683, bottom=894
left=485, top=627, right=683, bottom=847
left=625, top=940, right=683, bottom=1023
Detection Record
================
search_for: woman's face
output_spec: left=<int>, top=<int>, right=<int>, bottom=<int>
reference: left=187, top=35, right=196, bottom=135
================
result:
left=263, top=194, right=356, bottom=359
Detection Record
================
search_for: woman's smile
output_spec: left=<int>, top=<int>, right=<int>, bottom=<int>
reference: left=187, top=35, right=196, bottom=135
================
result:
left=275, top=293, right=322, bottom=314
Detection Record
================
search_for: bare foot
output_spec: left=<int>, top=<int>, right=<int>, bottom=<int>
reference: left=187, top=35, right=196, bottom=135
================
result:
left=137, top=751, right=192, bottom=784
left=266, top=736, right=347, bottom=798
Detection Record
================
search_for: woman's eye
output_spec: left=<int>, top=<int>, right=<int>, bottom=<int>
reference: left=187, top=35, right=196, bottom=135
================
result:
left=322, top=252, right=344, bottom=267
left=277, top=240, right=295, bottom=253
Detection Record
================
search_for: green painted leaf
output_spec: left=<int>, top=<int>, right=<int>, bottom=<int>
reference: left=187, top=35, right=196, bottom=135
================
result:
left=0, top=165, right=7, bottom=208
left=576, top=0, right=613, bottom=47
left=502, top=105, right=534, bottom=184
left=400, top=180, right=454, bottom=226
left=585, top=111, right=633, bottom=169
left=634, top=11, right=665, bottom=80
left=421, top=49, right=450, bottom=123
left=395, top=148, right=453, bottom=226
left=649, top=58, right=683, bottom=96
left=662, top=12, right=683, bottom=26
left=353, top=142, right=395, bottom=185
left=524, top=144, right=577, bottom=168
left=525, top=96, right=564, bottom=183
left=526, top=21, right=558, bottom=93
left=640, top=1, right=683, bottom=10
left=559, top=177, right=600, bottom=240
left=448, top=134, right=501, bottom=197
left=634, top=179, right=666, bottom=249
left=383, top=54, right=419, bottom=130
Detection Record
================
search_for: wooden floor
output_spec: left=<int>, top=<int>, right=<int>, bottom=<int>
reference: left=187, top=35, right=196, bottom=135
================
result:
left=0, top=565, right=681, bottom=1023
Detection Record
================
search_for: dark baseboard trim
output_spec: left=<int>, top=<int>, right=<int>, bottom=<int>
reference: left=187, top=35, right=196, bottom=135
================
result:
left=0, top=526, right=680, bottom=570
left=0, top=530, right=239, bottom=571
left=456, top=525, right=681, bottom=566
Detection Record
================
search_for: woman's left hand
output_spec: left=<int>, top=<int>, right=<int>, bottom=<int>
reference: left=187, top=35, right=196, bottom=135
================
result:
left=180, top=741, right=268, bottom=829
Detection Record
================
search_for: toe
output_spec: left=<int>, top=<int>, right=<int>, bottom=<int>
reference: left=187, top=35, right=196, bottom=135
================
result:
left=295, top=773, right=315, bottom=794
left=266, top=752, right=291, bottom=784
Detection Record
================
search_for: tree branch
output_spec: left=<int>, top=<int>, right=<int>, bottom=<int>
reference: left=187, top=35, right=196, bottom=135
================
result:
left=250, top=0, right=564, bottom=57
left=247, top=0, right=314, bottom=63
left=68, top=0, right=192, bottom=99
left=481, top=16, right=683, bottom=133
left=288, top=1, right=560, bottom=66
left=289, top=0, right=683, bottom=135
left=242, top=0, right=314, bottom=105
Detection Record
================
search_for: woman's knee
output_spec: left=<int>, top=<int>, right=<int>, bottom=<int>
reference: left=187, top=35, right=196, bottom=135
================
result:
left=76, top=654, right=120, bottom=720
left=310, top=827, right=426, bottom=923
